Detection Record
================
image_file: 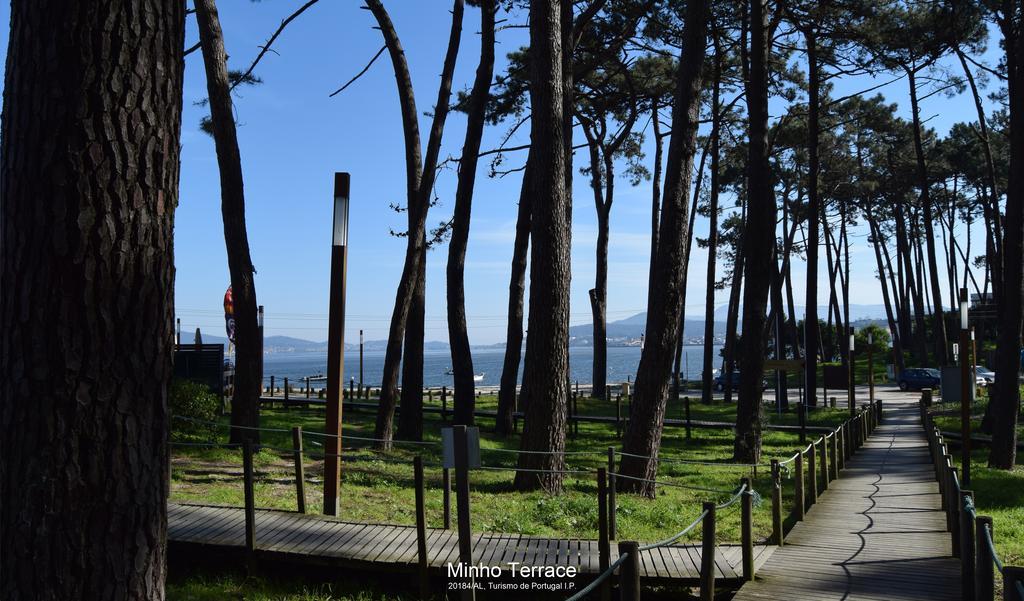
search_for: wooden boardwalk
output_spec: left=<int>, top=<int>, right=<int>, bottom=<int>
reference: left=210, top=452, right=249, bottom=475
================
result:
left=732, top=393, right=959, bottom=600
left=168, top=503, right=774, bottom=585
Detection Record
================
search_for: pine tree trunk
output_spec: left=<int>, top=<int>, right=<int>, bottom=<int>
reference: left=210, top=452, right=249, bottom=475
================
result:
left=701, top=42, right=722, bottom=406
left=0, top=2, right=184, bottom=598
left=989, top=11, right=1022, bottom=469
left=647, top=104, right=664, bottom=306
left=396, top=260, right=425, bottom=440
left=617, top=0, right=708, bottom=497
left=803, top=28, right=822, bottom=406
left=734, top=0, right=775, bottom=463
left=446, top=0, right=496, bottom=427
left=513, top=0, right=570, bottom=493
left=195, top=0, right=262, bottom=445
left=496, top=159, right=533, bottom=436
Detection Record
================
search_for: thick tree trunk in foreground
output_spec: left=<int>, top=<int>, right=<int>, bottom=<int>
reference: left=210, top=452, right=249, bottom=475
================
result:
left=372, top=0, right=463, bottom=445
left=803, top=28, right=822, bottom=407
left=496, top=159, right=533, bottom=436
left=618, top=0, right=708, bottom=497
left=447, top=0, right=496, bottom=427
left=514, top=0, right=570, bottom=493
left=989, top=11, right=1022, bottom=470
left=195, top=0, right=262, bottom=445
left=397, top=262, right=426, bottom=439
left=0, top=2, right=184, bottom=598
left=734, top=0, right=775, bottom=463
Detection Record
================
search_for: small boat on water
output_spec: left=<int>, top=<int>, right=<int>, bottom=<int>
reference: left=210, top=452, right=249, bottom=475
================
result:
left=445, top=367, right=485, bottom=382
left=444, top=367, right=454, bottom=376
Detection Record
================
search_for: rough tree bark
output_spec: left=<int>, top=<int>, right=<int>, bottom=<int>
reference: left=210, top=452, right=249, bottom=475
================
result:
left=446, top=0, right=496, bottom=427
left=618, top=0, right=708, bottom=496
left=804, top=27, right=822, bottom=406
left=372, top=0, right=463, bottom=445
left=989, top=5, right=1022, bottom=469
left=734, top=0, right=776, bottom=463
left=195, top=0, right=262, bottom=445
left=495, top=158, right=532, bottom=436
left=0, top=2, right=184, bottom=598
left=513, top=0, right=570, bottom=493
left=701, top=33, right=723, bottom=406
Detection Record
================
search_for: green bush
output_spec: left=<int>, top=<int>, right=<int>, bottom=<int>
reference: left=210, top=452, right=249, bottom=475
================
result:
left=170, top=378, right=221, bottom=441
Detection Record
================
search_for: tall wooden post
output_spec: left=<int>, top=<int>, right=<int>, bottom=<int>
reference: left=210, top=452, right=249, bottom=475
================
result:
left=771, top=460, right=783, bottom=545
left=741, top=477, right=754, bottom=580
left=795, top=451, right=805, bottom=520
left=618, top=541, right=641, bottom=601
left=700, top=502, right=716, bottom=601
left=976, top=516, right=994, bottom=601
left=414, top=456, right=430, bottom=599
left=454, top=425, right=474, bottom=601
left=242, top=441, right=256, bottom=553
left=323, top=172, right=349, bottom=516
left=961, top=490, right=975, bottom=601
left=292, top=427, right=306, bottom=513
left=597, top=468, right=611, bottom=601
left=607, top=446, right=617, bottom=540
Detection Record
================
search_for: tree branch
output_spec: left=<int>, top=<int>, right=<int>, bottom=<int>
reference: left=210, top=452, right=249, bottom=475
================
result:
left=230, top=0, right=324, bottom=93
left=329, top=46, right=387, bottom=97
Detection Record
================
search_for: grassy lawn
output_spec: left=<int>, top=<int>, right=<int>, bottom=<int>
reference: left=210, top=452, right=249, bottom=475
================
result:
left=167, top=571, right=409, bottom=601
left=171, top=399, right=853, bottom=546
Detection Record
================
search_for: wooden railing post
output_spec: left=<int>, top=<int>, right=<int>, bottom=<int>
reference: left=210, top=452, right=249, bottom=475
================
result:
left=607, top=447, right=617, bottom=540
left=284, top=377, right=289, bottom=403
left=975, top=516, right=995, bottom=601
left=242, top=441, right=256, bottom=553
left=414, top=456, right=430, bottom=599
left=291, top=427, right=306, bottom=513
left=961, top=490, right=975, bottom=601
left=807, top=441, right=818, bottom=506
left=949, top=465, right=961, bottom=558
left=700, top=502, right=716, bottom=601
left=618, top=541, right=640, bottom=601
left=442, top=467, right=452, bottom=529
left=771, top=460, right=783, bottom=546
left=830, top=430, right=840, bottom=479
left=1003, top=567, right=1024, bottom=601
left=453, top=425, right=474, bottom=601
left=597, top=468, right=611, bottom=601
left=819, top=436, right=829, bottom=491
left=795, top=450, right=805, bottom=519
left=741, top=477, right=754, bottom=580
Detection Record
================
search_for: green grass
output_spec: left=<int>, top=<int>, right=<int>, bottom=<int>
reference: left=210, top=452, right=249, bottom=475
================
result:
left=167, top=571, right=411, bottom=601
left=171, top=399, right=852, bottom=545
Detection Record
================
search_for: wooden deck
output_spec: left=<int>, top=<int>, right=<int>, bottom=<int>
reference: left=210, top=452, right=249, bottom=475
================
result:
left=168, top=503, right=774, bottom=585
left=732, top=392, right=959, bottom=600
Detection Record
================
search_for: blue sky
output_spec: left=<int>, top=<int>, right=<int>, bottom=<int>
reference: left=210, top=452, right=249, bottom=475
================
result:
left=0, top=3, right=1004, bottom=344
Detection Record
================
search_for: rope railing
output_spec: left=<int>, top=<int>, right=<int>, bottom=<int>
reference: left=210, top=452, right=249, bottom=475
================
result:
left=607, top=471, right=742, bottom=496
left=639, top=510, right=708, bottom=551
left=565, top=551, right=632, bottom=601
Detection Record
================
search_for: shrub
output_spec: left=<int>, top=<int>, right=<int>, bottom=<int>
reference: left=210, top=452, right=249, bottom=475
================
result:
left=170, top=378, right=221, bottom=440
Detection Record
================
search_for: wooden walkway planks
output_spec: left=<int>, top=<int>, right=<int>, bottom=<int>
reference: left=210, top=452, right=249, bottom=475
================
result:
left=168, top=503, right=774, bottom=583
left=732, top=392, right=960, bottom=601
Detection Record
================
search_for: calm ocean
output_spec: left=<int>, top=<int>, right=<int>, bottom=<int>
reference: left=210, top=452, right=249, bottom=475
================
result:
left=258, top=344, right=723, bottom=388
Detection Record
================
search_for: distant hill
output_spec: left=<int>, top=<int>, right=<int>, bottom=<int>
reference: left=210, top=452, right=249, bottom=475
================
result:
left=712, top=304, right=888, bottom=322
left=568, top=312, right=727, bottom=346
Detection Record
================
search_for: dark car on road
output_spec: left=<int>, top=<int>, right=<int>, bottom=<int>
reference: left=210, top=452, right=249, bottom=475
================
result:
left=713, top=372, right=768, bottom=392
left=897, top=368, right=941, bottom=391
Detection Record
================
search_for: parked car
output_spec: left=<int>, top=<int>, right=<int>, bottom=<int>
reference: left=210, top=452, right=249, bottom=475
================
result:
left=897, top=368, right=941, bottom=391
left=975, top=365, right=995, bottom=386
left=713, top=372, right=768, bottom=392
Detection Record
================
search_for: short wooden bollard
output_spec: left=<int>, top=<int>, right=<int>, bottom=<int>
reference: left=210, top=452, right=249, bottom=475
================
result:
left=741, top=477, right=754, bottom=580
left=597, top=468, right=611, bottom=601
left=794, top=451, right=805, bottom=520
left=242, top=441, right=257, bottom=553
left=975, top=516, right=994, bottom=601
left=699, top=502, right=716, bottom=601
left=607, top=447, right=617, bottom=540
left=819, top=437, right=829, bottom=491
left=414, top=457, right=430, bottom=599
left=830, top=396, right=836, bottom=408
left=270, top=375, right=275, bottom=397
left=292, top=427, right=306, bottom=513
left=442, top=386, right=448, bottom=421
left=284, top=377, right=289, bottom=403
left=771, top=460, right=784, bottom=546
left=442, top=467, right=452, bottom=529
left=618, top=541, right=641, bottom=601
left=807, top=441, right=818, bottom=506
left=1003, top=567, right=1024, bottom=601
left=960, top=490, right=975, bottom=601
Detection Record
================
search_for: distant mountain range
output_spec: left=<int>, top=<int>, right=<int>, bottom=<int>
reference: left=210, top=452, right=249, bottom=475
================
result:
left=185, top=304, right=890, bottom=353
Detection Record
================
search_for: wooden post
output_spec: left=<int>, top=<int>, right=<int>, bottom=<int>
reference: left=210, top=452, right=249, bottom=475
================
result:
left=771, top=460, right=784, bottom=546
left=270, top=375, right=275, bottom=397
left=573, top=392, right=580, bottom=436
left=442, top=386, right=448, bottom=421
left=798, top=404, right=807, bottom=444
left=807, top=441, right=818, bottom=506
left=831, top=430, right=840, bottom=479
left=685, top=395, right=692, bottom=439
left=569, top=391, right=576, bottom=439
left=700, top=502, right=716, bottom=601
left=607, top=447, right=617, bottom=540
left=961, top=490, right=975, bottom=601
left=242, top=441, right=256, bottom=553
left=618, top=541, right=640, bottom=601
left=597, top=468, right=611, bottom=601
left=795, top=451, right=805, bottom=520
left=741, top=477, right=754, bottom=580
left=284, top=377, right=289, bottom=403
left=453, top=425, right=474, bottom=601
left=975, top=516, right=994, bottom=601
left=442, top=467, right=452, bottom=529
left=1003, top=567, right=1024, bottom=601
left=615, top=394, right=622, bottom=438
left=292, top=427, right=306, bottom=513
left=414, top=456, right=430, bottom=599
left=819, top=437, right=829, bottom=491
left=950, top=465, right=961, bottom=558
